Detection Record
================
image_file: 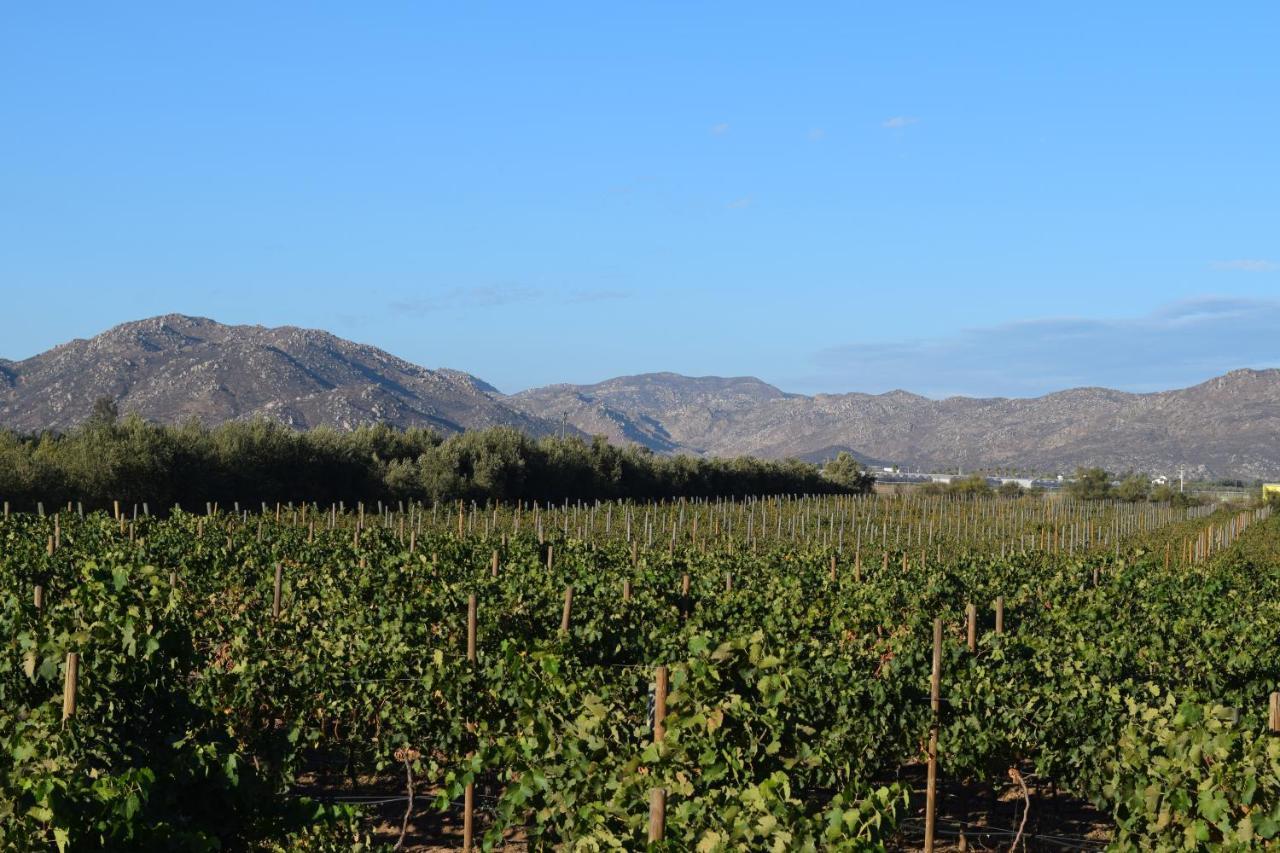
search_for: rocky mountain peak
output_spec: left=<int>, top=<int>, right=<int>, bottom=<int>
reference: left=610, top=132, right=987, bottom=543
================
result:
left=0, top=315, right=561, bottom=437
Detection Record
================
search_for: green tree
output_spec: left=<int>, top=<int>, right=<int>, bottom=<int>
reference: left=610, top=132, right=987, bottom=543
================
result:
left=0, top=417, right=848, bottom=510
left=86, top=396, right=119, bottom=430
left=1067, top=467, right=1113, bottom=501
left=949, top=474, right=993, bottom=497
left=1115, top=474, right=1151, bottom=502
left=997, top=480, right=1025, bottom=498
left=822, top=452, right=875, bottom=494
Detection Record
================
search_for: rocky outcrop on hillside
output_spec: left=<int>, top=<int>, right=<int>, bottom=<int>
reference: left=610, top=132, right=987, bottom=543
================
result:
left=0, top=315, right=560, bottom=436
left=512, top=370, right=1280, bottom=480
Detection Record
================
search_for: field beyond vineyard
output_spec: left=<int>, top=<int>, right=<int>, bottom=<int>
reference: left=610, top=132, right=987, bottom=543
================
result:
left=3, top=493, right=1278, bottom=851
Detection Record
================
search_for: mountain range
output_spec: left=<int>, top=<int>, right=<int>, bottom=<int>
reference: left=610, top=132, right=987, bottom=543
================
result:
left=2, top=315, right=1277, bottom=480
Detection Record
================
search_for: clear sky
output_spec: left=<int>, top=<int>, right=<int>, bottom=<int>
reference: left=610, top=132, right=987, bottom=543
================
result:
left=2, top=3, right=1277, bottom=398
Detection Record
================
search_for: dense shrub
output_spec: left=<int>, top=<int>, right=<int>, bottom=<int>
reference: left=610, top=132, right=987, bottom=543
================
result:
left=0, top=417, right=859, bottom=512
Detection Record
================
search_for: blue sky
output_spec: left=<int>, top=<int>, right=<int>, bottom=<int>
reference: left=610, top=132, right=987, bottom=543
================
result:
left=2, top=3, right=1277, bottom=398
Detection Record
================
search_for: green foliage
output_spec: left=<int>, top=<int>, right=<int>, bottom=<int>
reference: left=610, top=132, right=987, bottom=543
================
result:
left=0, top=419, right=847, bottom=511
left=918, top=475, right=994, bottom=498
left=996, top=481, right=1025, bottom=498
left=1115, top=474, right=1151, bottom=503
left=1149, top=484, right=1208, bottom=509
left=948, top=475, right=993, bottom=497
left=0, top=497, right=1272, bottom=848
left=1106, top=698, right=1280, bottom=850
left=821, top=452, right=875, bottom=494
left=86, top=397, right=119, bottom=430
left=1067, top=466, right=1114, bottom=501
left=0, top=542, right=358, bottom=850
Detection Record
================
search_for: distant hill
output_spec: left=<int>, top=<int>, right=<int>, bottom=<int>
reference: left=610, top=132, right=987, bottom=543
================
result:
left=511, top=373, right=797, bottom=455
left=4, top=315, right=1278, bottom=480
left=513, top=370, right=1280, bottom=480
left=0, top=315, right=561, bottom=437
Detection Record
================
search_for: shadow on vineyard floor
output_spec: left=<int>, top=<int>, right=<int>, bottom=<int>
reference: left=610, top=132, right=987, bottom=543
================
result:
left=892, top=764, right=1113, bottom=851
left=296, top=763, right=1113, bottom=851
left=294, top=769, right=525, bottom=851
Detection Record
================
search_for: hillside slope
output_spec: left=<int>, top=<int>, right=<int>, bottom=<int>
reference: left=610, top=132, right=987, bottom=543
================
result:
left=0, top=315, right=560, bottom=436
left=511, top=370, right=1280, bottom=479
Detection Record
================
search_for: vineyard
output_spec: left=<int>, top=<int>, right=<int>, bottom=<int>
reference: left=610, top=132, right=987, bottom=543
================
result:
left=3, top=493, right=1278, bottom=851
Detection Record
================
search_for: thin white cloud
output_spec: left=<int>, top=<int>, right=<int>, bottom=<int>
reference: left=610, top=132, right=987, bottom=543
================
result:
left=710, top=122, right=730, bottom=136
left=881, top=116, right=919, bottom=129
left=1211, top=259, right=1278, bottom=272
left=811, top=297, right=1280, bottom=398
left=807, top=128, right=826, bottom=141
left=727, top=195, right=754, bottom=209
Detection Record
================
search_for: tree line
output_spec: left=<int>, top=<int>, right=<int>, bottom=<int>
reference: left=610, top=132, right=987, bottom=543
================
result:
left=910, top=468, right=1210, bottom=506
left=0, top=403, right=867, bottom=511
left=1065, top=467, right=1204, bottom=506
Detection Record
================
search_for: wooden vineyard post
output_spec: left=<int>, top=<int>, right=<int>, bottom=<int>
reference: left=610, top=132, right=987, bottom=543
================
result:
left=546, top=545, right=554, bottom=573
left=829, top=554, right=837, bottom=582
left=460, top=590, right=478, bottom=851
left=560, top=586, right=573, bottom=633
left=995, top=596, right=1004, bottom=635
left=33, top=585, right=44, bottom=612
left=62, top=652, right=79, bottom=724
left=622, top=579, right=632, bottom=602
left=725, top=572, right=733, bottom=593
left=463, top=781, right=475, bottom=851
left=649, top=664, right=668, bottom=843
left=924, top=617, right=942, bottom=853
left=491, top=549, right=499, bottom=578
left=648, top=789, right=666, bottom=843
left=965, top=603, right=977, bottom=653
left=467, top=594, right=478, bottom=663
left=653, top=665, right=668, bottom=742
left=272, top=563, right=283, bottom=621
left=1270, top=693, right=1280, bottom=733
